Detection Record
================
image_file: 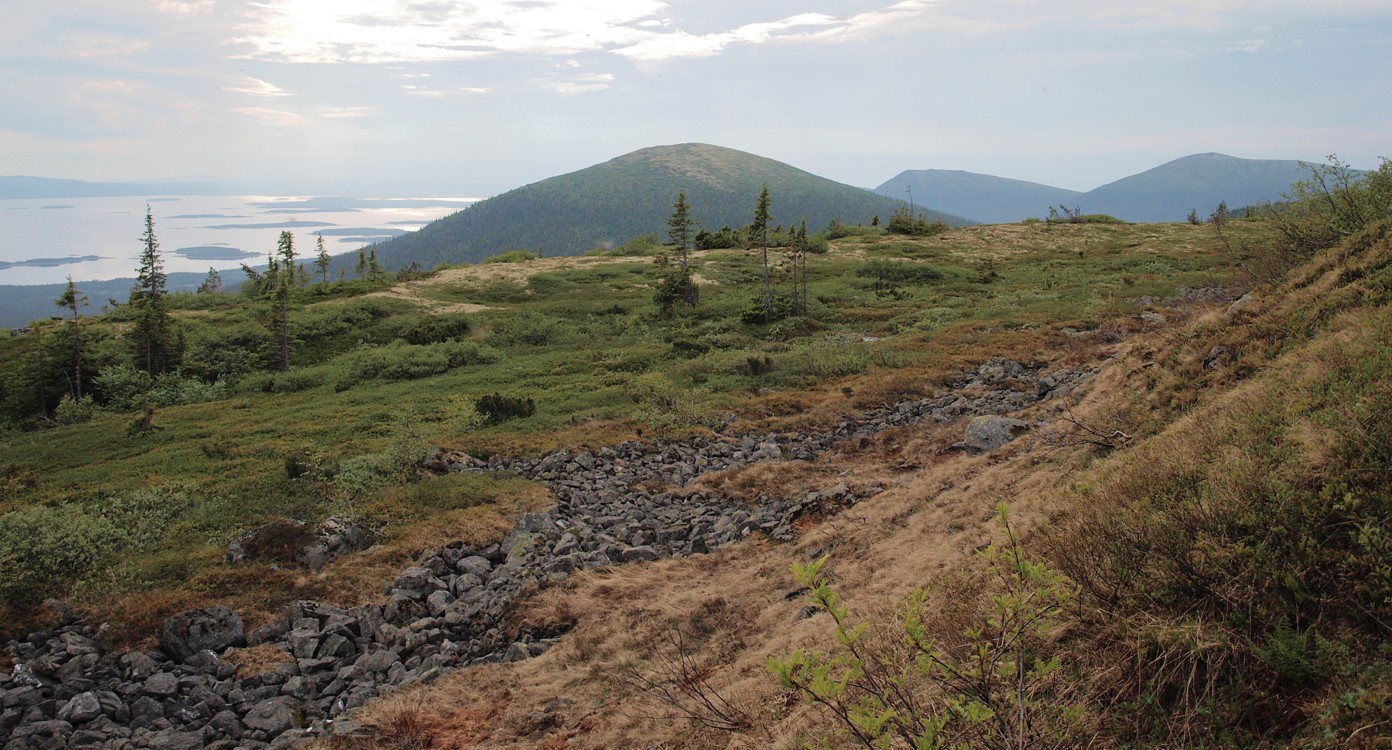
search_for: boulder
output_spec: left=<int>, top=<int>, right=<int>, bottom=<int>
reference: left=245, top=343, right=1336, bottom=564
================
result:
left=243, top=696, right=297, bottom=735
left=960, top=415, right=1030, bottom=454
left=161, top=607, right=245, bottom=663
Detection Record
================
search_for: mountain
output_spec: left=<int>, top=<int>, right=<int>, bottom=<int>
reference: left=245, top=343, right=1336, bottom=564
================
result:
left=874, top=170, right=1081, bottom=224
left=367, top=143, right=973, bottom=269
left=0, top=176, right=235, bottom=199
left=1074, top=153, right=1313, bottom=222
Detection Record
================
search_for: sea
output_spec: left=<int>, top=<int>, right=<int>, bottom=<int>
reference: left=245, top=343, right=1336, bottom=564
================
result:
left=0, top=194, right=478, bottom=286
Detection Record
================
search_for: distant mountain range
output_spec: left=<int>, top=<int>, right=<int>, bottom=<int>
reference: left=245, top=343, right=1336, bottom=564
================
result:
left=366, top=143, right=971, bottom=270
left=874, top=171, right=1082, bottom=225
left=876, top=153, right=1318, bottom=223
left=0, top=176, right=234, bottom=199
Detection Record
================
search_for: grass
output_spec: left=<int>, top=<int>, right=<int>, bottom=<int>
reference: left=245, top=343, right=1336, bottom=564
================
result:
left=0, top=220, right=1262, bottom=641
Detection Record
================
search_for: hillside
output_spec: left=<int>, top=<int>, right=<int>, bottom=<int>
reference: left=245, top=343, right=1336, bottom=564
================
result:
left=2, top=157, right=1390, bottom=748
left=1075, top=152, right=1315, bottom=221
left=874, top=169, right=1081, bottom=223
left=366, top=143, right=972, bottom=270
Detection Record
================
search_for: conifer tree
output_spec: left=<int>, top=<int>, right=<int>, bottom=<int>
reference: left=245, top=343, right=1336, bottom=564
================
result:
left=367, top=248, right=383, bottom=277
left=355, top=249, right=367, bottom=278
left=752, top=184, right=774, bottom=318
left=129, top=205, right=173, bottom=374
left=667, top=191, right=695, bottom=271
left=315, top=234, right=331, bottom=285
left=273, top=230, right=296, bottom=371
left=54, top=276, right=87, bottom=399
left=197, top=267, right=222, bottom=294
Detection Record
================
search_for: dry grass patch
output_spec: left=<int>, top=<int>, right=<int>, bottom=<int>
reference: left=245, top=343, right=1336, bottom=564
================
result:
left=226, top=642, right=293, bottom=678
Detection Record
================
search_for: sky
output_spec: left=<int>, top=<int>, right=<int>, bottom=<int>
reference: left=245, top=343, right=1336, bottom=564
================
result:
left=3, top=0, right=1389, bottom=195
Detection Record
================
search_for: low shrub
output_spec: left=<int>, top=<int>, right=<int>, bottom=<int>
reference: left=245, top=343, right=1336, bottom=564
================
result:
left=474, top=393, right=536, bottom=424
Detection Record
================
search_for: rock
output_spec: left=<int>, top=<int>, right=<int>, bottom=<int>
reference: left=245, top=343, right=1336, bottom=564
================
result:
left=1203, top=344, right=1232, bottom=369
left=161, top=607, right=245, bottom=663
left=142, top=672, right=179, bottom=699
left=147, top=728, right=206, bottom=750
left=297, top=517, right=376, bottom=570
left=960, top=415, right=1030, bottom=454
left=243, top=697, right=297, bottom=735
left=56, top=692, right=102, bottom=724
left=620, top=545, right=660, bottom=563
left=1227, top=293, right=1258, bottom=316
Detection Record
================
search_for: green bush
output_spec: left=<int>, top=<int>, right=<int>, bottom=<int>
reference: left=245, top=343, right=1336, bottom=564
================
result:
left=482, top=249, right=538, bottom=264
left=401, top=313, right=472, bottom=345
left=856, top=260, right=943, bottom=285
left=475, top=393, right=536, bottom=424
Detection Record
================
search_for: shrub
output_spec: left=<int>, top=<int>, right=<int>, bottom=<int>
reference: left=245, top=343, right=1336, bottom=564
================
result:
left=886, top=206, right=949, bottom=236
left=52, top=394, right=97, bottom=425
left=856, top=260, right=943, bottom=285
left=1264, top=156, right=1392, bottom=256
left=482, top=249, right=537, bottom=264
left=770, top=508, right=1081, bottom=750
left=654, top=269, right=699, bottom=315
left=401, top=313, right=471, bottom=345
left=474, top=393, right=536, bottom=425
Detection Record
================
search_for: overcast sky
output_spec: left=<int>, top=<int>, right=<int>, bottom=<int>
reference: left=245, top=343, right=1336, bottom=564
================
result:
left=3, top=1, right=1389, bottom=195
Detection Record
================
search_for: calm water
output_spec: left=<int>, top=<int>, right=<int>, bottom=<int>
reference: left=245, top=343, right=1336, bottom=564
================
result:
left=0, top=194, right=478, bottom=285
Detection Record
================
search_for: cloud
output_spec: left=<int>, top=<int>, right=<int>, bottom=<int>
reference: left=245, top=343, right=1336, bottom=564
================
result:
left=317, top=106, right=378, bottom=119
left=225, top=76, right=292, bottom=97
left=1228, top=38, right=1271, bottom=53
left=236, top=0, right=664, bottom=63
left=232, top=106, right=306, bottom=125
left=402, top=84, right=490, bottom=98
left=154, top=0, right=215, bottom=17
left=546, top=73, right=615, bottom=95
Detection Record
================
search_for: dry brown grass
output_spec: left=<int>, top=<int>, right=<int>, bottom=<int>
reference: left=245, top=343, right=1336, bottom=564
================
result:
left=307, top=328, right=1129, bottom=748
left=226, top=642, right=294, bottom=678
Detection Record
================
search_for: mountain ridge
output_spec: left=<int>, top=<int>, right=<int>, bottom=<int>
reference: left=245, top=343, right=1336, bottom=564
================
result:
left=365, top=143, right=973, bottom=270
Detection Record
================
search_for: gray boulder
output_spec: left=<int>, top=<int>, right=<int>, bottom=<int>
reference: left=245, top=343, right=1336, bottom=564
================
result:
left=160, top=607, right=245, bottom=662
left=960, top=415, right=1030, bottom=453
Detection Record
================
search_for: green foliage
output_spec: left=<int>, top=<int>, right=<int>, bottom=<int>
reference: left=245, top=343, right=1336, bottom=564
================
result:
left=770, top=508, right=1081, bottom=750
left=654, top=268, right=699, bottom=315
left=856, top=260, right=944, bottom=285
left=886, top=205, right=949, bottom=236
left=333, top=340, right=499, bottom=390
left=400, top=313, right=472, bottom=345
left=128, top=206, right=175, bottom=375
left=474, top=393, right=537, bottom=424
left=1264, top=156, right=1392, bottom=255
left=482, top=249, right=538, bottom=264
left=96, top=364, right=229, bottom=410
left=624, top=372, right=720, bottom=432
left=52, top=394, right=97, bottom=425
left=0, top=484, right=200, bottom=606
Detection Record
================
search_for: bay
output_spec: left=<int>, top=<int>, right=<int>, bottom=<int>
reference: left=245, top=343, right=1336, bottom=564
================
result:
left=0, top=194, right=477, bottom=285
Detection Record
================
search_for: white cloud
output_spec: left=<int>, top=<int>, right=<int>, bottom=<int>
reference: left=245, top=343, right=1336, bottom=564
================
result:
left=225, top=76, right=291, bottom=97
left=236, top=0, right=664, bottom=63
left=317, top=106, right=377, bottom=119
left=402, top=84, right=490, bottom=98
left=1228, top=38, right=1270, bottom=53
left=154, top=0, right=215, bottom=17
left=232, top=106, right=306, bottom=125
left=547, top=73, right=615, bottom=95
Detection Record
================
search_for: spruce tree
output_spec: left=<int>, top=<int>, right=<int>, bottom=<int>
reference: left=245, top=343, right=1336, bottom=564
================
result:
left=752, top=184, right=774, bottom=318
left=129, top=205, right=172, bottom=374
left=667, top=191, right=695, bottom=271
left=273, top=230, right=296, bottom=371
left=197, top=267, right=222, bottom=294
left=315, top=234, right=331, bottom=285
left=54, top=276, right=87, bottom=399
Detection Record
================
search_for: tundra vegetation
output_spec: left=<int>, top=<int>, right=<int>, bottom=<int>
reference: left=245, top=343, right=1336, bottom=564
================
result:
left=1, top=159, right=1389, bottom=747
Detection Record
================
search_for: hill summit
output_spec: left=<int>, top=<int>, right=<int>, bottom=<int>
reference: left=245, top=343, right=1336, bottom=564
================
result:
left=369, top=143, right=970, bottom=269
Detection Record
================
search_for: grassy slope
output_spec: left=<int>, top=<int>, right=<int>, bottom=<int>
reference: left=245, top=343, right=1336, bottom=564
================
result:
left=20, top=218, right=1386, bottom=748
left=0, top=221, right=1254, bottom=643
left=311, top=223, right=1392, bottom=749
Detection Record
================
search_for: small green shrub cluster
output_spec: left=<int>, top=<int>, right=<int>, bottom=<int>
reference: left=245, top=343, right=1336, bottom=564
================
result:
left=474, top=393, right=536, bottom=424
left=0, top=484, right=200, bottom=606
left=400, top=313, right=472, bottom=345
left=482, top=249, right=538, bottom=264
left=886, top=206, right=949, bottom=236
left=771, top=509, right=1082, bottom=750
left=856, top=259, right=943, bottom=285
left=96, top=365, right=230, bottom=410
left=334, top=340, right=499, bottom=390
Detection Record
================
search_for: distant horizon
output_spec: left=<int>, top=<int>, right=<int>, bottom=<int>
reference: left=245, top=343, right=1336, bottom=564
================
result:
left=0, top=146, right=1372, bottom=200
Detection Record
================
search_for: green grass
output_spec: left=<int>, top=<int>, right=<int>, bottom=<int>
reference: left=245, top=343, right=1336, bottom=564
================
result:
left=0, top=220, right=1267, bottom=632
